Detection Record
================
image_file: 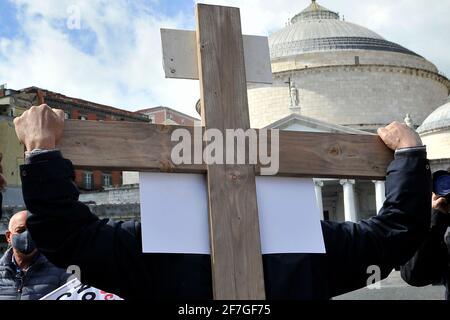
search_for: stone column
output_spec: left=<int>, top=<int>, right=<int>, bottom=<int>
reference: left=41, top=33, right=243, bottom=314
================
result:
left=340, top=179, right=357, bottom=222
left=314, top=180, right=324, bottom=220
left=373, top=180, right=386, bottom=215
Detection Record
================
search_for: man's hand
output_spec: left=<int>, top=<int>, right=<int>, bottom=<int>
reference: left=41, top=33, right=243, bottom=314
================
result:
left=0, top=153, right=6, bottom=192
left=14, top=104, right=65, bottom=152
left=377, top=121, right=423, bottom=151
left=432, top=193, right=450, bottom=214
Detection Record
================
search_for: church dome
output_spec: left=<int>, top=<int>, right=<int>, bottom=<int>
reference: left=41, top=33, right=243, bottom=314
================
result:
left=418, top=99, right=450, bottom=161
left=269, top=0, right=418, bottom=60
left=418, top=100, right=450, bottom=134
left=247, top=0, right=450, bottom=132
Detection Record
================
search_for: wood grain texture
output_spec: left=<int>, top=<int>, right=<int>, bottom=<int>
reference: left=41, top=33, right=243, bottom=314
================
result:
left=58, top=120, right=393, bottom=180
left=58, top=120, right=202, bottom=173
left=268, top=130, right=394, bottom=180
left=195, top=4, right=265, bottom=300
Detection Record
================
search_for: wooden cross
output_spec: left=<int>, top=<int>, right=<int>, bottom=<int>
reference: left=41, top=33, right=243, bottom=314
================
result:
left=57, top=4, right=393, bottom=300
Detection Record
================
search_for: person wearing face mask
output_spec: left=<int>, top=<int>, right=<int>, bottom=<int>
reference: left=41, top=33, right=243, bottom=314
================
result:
left=0, top=211, right=70, bottom=300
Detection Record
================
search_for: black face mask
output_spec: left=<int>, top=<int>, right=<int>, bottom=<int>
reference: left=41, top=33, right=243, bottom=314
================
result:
left=11, top=230, right=36, bottom=255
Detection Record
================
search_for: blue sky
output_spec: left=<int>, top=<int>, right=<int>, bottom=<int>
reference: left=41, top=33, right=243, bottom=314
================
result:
left=157, top=0, right=194, bottom=17
left=0, top=0, right=449, bottom=117
left=0, top=1, right=20, bottom=38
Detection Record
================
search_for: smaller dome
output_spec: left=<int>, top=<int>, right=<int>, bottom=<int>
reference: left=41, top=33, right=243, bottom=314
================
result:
left=418, top=99, right=450, bottom=134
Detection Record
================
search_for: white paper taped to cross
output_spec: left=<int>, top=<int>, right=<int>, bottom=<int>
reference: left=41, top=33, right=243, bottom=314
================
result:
left=139, top=172, right=326, bottom=255
left=160, top=29, right=273, bottom=84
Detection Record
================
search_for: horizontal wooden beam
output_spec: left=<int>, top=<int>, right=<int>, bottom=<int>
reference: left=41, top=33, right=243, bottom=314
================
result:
left=58, top=120, right=394, bottom=180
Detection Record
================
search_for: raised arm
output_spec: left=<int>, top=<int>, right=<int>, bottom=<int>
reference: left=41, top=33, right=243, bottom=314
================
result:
left=15, top=105, right=146, bottom=299
left=322, top=122, right=432, bottom=297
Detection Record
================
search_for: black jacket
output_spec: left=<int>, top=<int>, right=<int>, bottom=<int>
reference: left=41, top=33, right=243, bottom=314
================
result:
left=401, top=211, right=450, bottom=300
left=21, top=150, right=431, bottom=300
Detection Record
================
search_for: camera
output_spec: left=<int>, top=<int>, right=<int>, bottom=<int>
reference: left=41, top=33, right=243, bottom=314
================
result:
left=433, top=170, right=450, bottom=202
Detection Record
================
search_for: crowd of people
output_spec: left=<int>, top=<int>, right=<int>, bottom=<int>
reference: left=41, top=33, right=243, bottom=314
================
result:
left=0, top=104, right=448, bottom=300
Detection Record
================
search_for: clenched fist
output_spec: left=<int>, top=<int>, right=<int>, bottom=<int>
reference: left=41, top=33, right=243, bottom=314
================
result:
left=14, top=104, right=65, bottom=152
left=0, top=153, right=6, bottom=192
left=377, top=121, right=422, bottom=151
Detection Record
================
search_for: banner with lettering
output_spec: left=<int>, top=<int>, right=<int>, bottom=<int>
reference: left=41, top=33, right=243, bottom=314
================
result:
left=40, top=278, right=123, bottom=300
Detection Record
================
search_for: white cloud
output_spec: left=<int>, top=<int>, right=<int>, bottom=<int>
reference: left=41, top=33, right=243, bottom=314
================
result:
left=0, top=0, right=449, bottom=118
left=0, top=0, right=200, bottom=116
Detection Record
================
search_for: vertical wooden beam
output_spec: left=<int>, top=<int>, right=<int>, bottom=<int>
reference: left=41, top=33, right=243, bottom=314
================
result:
left=196, top=4, right=266, bottom=299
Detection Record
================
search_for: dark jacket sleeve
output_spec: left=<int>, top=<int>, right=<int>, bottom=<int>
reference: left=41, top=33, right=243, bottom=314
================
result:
left=321, top=153, right=431, bottom=297
left=21, top=151, right=146, bottom=299
left=400, top=211, right=450, bottom=286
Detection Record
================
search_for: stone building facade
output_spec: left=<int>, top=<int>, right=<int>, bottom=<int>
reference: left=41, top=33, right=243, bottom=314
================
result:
left=137, top=106, right=198, bottom=126
left=248, top=1, right=450, bottom=132
left=417, top=99, right=450, bottom=172
left=250, top=0, right=450, bottom=223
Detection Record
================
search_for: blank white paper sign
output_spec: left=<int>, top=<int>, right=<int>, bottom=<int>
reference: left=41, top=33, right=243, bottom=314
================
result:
left=139, top=173, right=210, bottom=254
left=139, top=173, right=325, bottom=254
left=255, top=176, right=325, bottom=254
